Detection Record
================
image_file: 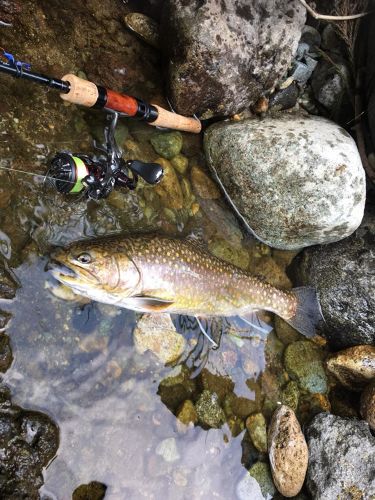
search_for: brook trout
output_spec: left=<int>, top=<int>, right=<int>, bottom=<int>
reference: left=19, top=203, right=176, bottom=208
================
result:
left=49, top=234, right=322, bottom=338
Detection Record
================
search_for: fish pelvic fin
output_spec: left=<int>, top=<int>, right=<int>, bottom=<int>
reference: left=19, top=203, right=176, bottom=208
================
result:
left=122, top=296, right=174, bottom=312
left=284, top=287, right=324, bottom=338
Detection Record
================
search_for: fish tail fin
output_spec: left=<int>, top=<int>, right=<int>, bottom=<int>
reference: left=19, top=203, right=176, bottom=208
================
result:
left=284, top=287, right=324, bottom=338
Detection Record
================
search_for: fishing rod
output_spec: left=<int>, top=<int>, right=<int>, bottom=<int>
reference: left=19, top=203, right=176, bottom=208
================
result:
left=0, top=49, right=202, bottom=200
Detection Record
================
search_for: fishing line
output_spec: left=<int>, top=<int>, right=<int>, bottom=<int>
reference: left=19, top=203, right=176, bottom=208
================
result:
left=0, top=164, right=75, bottom=184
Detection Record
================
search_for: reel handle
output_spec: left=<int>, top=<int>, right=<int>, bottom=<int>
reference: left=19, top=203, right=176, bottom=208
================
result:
left=125, top=160, right=163, bottom=185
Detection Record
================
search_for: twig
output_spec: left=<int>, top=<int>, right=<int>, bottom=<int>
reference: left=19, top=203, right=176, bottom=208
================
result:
left=298, top=0, right=371, bottom=20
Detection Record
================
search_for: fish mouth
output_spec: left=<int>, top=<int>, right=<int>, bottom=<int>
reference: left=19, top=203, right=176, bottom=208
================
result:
left=47, top=260, right=78, bottom=284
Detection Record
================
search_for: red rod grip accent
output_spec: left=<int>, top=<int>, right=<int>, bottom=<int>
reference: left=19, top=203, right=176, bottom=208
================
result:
left=105, top=89, right=139, bottom=116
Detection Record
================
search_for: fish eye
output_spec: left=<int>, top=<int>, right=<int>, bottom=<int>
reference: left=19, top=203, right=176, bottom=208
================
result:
left=76, top=253, right=92, bottom=264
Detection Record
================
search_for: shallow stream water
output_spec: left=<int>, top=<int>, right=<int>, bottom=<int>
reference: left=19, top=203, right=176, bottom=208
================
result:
left=0, top=2, right=335, bottom=498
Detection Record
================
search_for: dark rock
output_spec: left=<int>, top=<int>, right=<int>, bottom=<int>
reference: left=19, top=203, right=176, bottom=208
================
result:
left=0, top=333, right=12, bottom=372
left=73, top=481, right=107, bottom=500
left=269, top=83, right=299, bottom=111
left=289, top=208, right=375, bottom=348
left=0, top=385, right=59, bottom=499
left=361, top=380, right=375, bottom=431
left=204, top=115, right=365, bottom=249
left=0, top=0, right=22, bottom=25
left=160, top=0, right=306, bottom=118
left=0, top=263, right=18, bottom=300
left=306, top=413, right=375, bottom=499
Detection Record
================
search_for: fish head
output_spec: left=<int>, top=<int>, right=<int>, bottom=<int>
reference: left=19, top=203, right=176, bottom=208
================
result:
left=48, top=240, right=141, bottom=300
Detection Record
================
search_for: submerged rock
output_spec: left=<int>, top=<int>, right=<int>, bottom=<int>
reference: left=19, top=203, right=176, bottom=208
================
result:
left=176, top=399, right=198, bottom=427
left=73, top=481, right=107, bottom=500
left=190, top=165, right=221, bottom=200
left=0, top=385, right=59, bottom=499
left=204, top=115, right=365, bottom=249
left=268, top=405, right=308, bottom=498
left=0, top=263, right=18, bottom=299
left=150, top=131, right=183, bottom=159
left=195, top=390, right=226, bottom=428
left=124, top=13, right=160, bottom=48
left=246, top=413, right=267, bottom=453
left=306, top=413, right=375, bottom=499
left=153, top=157, right=184, bottom=210
left=361, top=380, right=375, bottom=430
left=284, top=341, right=328, bottom=394
left=289, top=209, right=375, bottom=348
left=133, top=313, right=186, bottom=364
left=160, top=0, right=305, bottom=118
left=248, top=462, right=276, bottom=499
left=326, top=345, right=375, bottom=391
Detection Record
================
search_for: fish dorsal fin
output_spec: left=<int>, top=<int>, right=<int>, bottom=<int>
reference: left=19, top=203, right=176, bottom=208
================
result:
left=125, top=296, right=174, bottom=312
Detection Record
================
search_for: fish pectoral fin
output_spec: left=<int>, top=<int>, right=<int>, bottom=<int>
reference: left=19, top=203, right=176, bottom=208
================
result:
left=128, top=296, right=174, bottom=312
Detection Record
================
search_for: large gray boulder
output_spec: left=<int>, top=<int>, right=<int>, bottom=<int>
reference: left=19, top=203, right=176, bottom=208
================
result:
left=289, top=208, right=375, bottom=348
left=160, top=0, right=306, bottom=118
left=306, top=413, right=375, bottom=500
left=204, top=115, right=366, bottom=250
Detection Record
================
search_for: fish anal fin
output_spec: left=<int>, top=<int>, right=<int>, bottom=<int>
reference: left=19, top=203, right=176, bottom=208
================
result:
left=238, top=312, right=273, bottom=336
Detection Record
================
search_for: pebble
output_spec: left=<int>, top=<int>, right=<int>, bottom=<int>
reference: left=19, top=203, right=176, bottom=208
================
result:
left=123, top=13, right=160, bottom=49
left=246, top=413, right=267, bottom=453
left=133, top=313, right=186, bottom=364
left=155, top=437, right=180, bottom=463
left=190, top=165, right=221, bottom=200
left=326, top=345, right=375, bottom=391
left=268, top=405, right=308, bottom=497
left=171, top=154, right=189, bottom=174
left=154, top=157, right=184, bottom=210
left=280, top=381, right=299, bottom=412
left=248, top=462, right=276, bottom=499
left=176, top=399, right=198, bottom=426
left=195, top=390, right=226, bottom=428
left=284, top=341, right=328, bottom=394
left=360, top=380, right=375, bottom=430
left=150, top=131, right=183, bottom=159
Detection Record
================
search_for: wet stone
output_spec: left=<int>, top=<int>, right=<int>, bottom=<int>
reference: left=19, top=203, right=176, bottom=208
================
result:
left=155, top=437, right=180, bottom=463
left=0, top=264, right=18, bottom=299
left=133, top=313, right=186, bottom=364
left=329, top=387, right=360, bottom=419
left=150, top=131, right=183, bottom=159
left=360, top=380, right=375, bottom=431
left=190, top=165, right=221, bottom=200
left=0, top=333, right=13, bottom=372
left=268, top=405, right=308, bottom=498
left=326, top=345, right=375, bottom=391
left=208, top=238, right=249, bottom=270
left=280, top=381, right=299, bottom=412
left=253, top=256, right=292, bottom=289
left=124, top=12, right=160, bottom=48
left=284, top=341, right=328, bottom=394
left=246, top=413, right=267, bottom=453
left=72, top=481, right=107, bottom=500
left=306, top=413, right=375, bottom=499
left=176, top=399, right=198, bottom=426
left=195, top=390, right=226, bottom=428
left=154, top=157, right=184, bottom=210
left=274, top=316, right=303, bottom=345
left=171, top=154, right=189, bottom=175
left=269, top=83, right=299, bottom=111
left=248, top=462, right=276, bottom=499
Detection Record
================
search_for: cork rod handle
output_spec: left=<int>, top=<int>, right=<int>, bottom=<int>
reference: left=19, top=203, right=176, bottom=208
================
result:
left=150, top=104, right=202, bottom=134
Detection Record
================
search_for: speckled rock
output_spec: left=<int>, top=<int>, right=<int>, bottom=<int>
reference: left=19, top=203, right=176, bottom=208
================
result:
left=133, top=313, right=186, bottom=364
left=123, top=13, right=160, bottom=48
left=274, top=316, right=303, bottom=345
left=268, top=405, right=308, bottom=497
left=154, top=157, right=184, bottom=210
left=306, top=413, right=375, bottom=499
left=361, top=380, right=375, bottom=430
left=246, top=413, right=267, bottom=453
left=0, top=263, right=18, bottom=299
left=284, top=341, right=328, bottom=394
left=160, top=0, right=306, bottom=118
left=150, top=131, right=183, bottom=159
left=204, top=115, right=365, bottom=249
left=280, top=381, right=299, bottom=411
left=326, top=345, right=375, bottom=391
left=288, top=208, right=375, bottom=348
left=248, top=462, right=276, bottom=499
left=195, top=390, right=226, bottom=428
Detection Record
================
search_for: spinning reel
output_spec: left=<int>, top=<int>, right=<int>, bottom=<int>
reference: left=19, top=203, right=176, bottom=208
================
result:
left=45, top=111, right=164, bottom=200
